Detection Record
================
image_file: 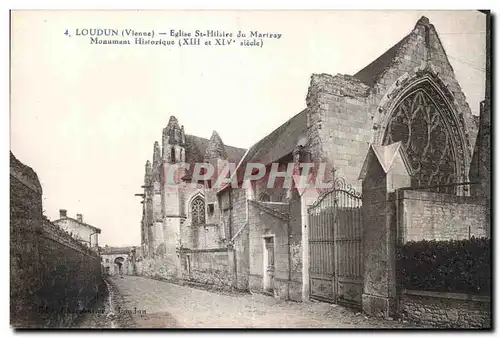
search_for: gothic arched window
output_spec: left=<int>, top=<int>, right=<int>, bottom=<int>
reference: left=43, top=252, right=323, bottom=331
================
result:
left=383, top=88, right=458, bottom=191
left=191, top=196, right=205, bottom=225
left=170, top=147, right=176, bottom=163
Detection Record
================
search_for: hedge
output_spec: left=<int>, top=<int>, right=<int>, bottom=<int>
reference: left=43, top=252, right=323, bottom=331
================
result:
left=396, top=237, right=491, bottom=295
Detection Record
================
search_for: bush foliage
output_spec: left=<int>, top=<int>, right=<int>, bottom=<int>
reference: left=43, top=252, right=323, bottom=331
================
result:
left=396, top=237, right=491, bottom=295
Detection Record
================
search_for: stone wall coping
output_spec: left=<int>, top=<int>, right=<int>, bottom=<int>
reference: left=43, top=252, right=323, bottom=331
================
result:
left=402, top=289, right=490, bottom=303
left=192, top=223, right=219, bottom=227
left=41, top=221, right=99, bottom=257
left=10, top=170, right=42, bottom=194
left=249, top=200, right=289, bottom=221
left=178, top=247, right=229, bottom=253
left=401, top=190, right=486, bottom=205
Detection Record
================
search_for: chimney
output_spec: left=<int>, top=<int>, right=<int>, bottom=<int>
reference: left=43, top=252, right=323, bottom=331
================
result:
left=77, top=214, right=83, bottom=223
left=59, top=209, right=67, bottom=219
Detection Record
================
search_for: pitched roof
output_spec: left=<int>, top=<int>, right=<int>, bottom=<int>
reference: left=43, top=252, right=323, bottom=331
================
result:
left=239, top=109, right=307, bottom=168
left=358, top=142, right=412, bottom=179
left=53, top=217, right=101, bottom=233
left=217, top=109, right=307, bottom=193
left=353, top=33, right=411, bottom=87
left=184, top=134, right=246, bottom=166
left=353, top=16, right=437, bottom=88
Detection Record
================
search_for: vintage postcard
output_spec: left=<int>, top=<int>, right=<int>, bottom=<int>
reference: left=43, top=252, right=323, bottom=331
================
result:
left=10, top=10, right=491, bottom=329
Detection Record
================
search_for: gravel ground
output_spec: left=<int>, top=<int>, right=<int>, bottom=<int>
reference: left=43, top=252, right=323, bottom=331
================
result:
left=101, top=275, right=422, bottom=329
left=73, top=279, right=129, bottom=328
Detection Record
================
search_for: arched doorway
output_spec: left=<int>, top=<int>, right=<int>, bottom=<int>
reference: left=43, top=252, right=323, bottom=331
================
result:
left=114, top=256, right=125, bottom=276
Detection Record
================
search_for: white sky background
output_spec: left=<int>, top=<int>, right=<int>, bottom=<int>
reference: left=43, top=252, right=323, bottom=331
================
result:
left=10, top=10, right=486, bottom=247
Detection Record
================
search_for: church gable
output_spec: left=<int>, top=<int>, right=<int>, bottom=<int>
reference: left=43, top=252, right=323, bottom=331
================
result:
left=426, top=22, right=478, bottom=148
left=305, top=16, right=480, bottom=189
left=353, top=16, right=481, bottom=190
left=361, top=16, right=477, bottom=152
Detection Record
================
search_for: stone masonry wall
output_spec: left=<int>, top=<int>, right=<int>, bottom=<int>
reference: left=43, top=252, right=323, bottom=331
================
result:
left=189, top=223, right=223, bottom=249
left=230, top=188, right=250, bottom=290
left=400, top=190, right=488, bottom=242
left=10, top=153, right=103, bottom=328
left=101, top=253, right=131, bottom=276
left=361, top=156, right=398, bottom=318
left=306, top=73, right=372, bottom=191
left=10, top=158, right=43, bottom=327
left=179, top=248, right=232, bottom=288
left=289, top=189, right=303, bottom=293
left=306, top=18, right=478, bottom=190
left=136, top=257, right=173, bottom=280
left=400, top=290, right=491, bottom=328
left=216, top=188, right=250, bottom=290
left=369, top=18, right=477, bottom=153
left=247, top=200, right=302, bottom=301
left=37, top=222, right=102, bottom=327
left=179, top=185, right=224, bottom=251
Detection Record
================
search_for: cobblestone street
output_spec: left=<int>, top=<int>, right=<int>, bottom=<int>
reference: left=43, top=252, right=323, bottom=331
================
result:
left=95, top=275, right=419, bottom=328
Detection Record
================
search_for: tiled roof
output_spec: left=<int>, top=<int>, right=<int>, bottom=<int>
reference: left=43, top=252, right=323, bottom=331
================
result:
left=182, top=134, right=246, bottom=182
left=185, top=134, right=246, bottom=165
left=358, top=142, right=412, bottom=180
left=353, top=33, right=411, bottom=87
left=234, top=109, right=307, bottom=180
left=53, top=217, right=102, bottom=233
left=216, top=109, right=307, bottom=193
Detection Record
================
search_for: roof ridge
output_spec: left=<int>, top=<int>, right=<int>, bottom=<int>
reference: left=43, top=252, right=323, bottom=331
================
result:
left=217, top=109, right=307, bottom=194
left=245, top=108, right=307, bottom=154
left=54, top=216, right=101, bottom=232
left=185, top=133, right=246, bottom=152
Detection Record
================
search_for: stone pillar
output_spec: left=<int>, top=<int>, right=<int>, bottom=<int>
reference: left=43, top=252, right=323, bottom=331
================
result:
left=301, top=192, right=310, bottom=301
left=227, top=243, right=236, bottom=288
left=359, top=143, right=411, bottom=318
left=299, top=187, right=319, bottom=301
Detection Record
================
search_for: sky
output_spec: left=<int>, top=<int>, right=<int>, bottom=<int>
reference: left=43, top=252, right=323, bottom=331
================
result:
left=10, top=10, right=486, bottom=247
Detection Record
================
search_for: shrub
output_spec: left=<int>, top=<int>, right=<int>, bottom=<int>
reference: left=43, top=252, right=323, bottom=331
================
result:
left=396, top=237, right=491, bottom=295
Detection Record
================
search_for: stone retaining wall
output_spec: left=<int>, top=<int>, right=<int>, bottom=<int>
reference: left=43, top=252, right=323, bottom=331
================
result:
left=179, top=248, right=233, bottom=288
left=399, top=289, right=491, bottom=328
left=10, top=152, right=103, bottom=328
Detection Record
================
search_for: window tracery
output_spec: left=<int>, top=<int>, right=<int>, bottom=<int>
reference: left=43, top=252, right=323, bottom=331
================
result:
left=191, top=196, right=205, bottom=225
left=383, top=89, right=457, bottom=191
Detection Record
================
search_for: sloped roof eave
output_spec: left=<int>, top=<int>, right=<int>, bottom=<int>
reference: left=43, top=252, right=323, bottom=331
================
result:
left=53, top=217, right=101, bottom=233
left=353, top=33, right=412, bottom=87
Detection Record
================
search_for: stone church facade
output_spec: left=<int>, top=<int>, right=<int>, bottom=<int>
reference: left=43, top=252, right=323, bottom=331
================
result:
left=138, top=116, right=246, bottom=278
left=307, top=16, right=477, bottom=191
left=137, top=17, right=482, bottom=302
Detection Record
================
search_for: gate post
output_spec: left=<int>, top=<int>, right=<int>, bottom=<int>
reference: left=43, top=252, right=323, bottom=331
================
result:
left=358, top=143, right=411, bottom=318
left=300, top=188, right=319, bottom=301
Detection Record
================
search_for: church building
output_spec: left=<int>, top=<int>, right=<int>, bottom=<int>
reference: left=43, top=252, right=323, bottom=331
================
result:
left=138, top=116, right=246, bottom=278
left=138, top=16, right=481, bottom=303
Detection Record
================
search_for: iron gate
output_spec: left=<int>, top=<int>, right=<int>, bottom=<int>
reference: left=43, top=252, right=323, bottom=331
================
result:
left=308, top=177, right=363, bottom=307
